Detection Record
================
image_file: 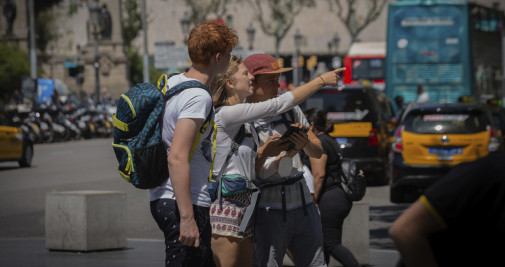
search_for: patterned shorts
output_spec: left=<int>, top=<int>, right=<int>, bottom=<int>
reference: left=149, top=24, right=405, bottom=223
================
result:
left=210, top=192, right=252, bottom=238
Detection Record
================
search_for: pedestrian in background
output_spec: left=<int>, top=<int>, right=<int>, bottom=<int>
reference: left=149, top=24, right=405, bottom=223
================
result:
left=149, top=21, right=237, bottom=267
left=10, top=89, right=23, bottom=105
left=416, top=85, right=429, bottom=103
left=390, top=95, right=406, bottom=126
left=394, top=95, right=406, bottom=118
left=244, top=53, right=346, bottom=266
left=208, top=54, right=344, bottom=267
left=304, top=108, right=360, bottom=267
left=389, top=152, right=505, bottom=266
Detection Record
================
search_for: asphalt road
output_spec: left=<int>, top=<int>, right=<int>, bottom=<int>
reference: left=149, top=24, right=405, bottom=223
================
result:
left=0, top=138, right=408, bottom=249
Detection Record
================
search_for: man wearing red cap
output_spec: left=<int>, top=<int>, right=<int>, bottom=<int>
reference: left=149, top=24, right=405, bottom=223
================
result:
left=244, top=53, right=327, bottom=266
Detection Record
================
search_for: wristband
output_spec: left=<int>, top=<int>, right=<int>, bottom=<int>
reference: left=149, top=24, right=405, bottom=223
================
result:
left=318, top=76, right=326, bottom=86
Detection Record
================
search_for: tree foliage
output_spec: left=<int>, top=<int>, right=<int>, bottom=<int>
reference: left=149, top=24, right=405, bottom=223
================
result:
left=122, top=0, right=162, bottom=84
left=122, top=0, right=143, bottom=85
left=184, top=0, right=229, bottom=26
left=33, top=0, right=65, bottom=54
left=35, top=9, right=60, bottom=53
left=0, top=42, right=30, bottom=103
left=328, top=0, right=387, bottom=44
left=125, top=46, right=144, bottom=84
left=125, top=46, right=163, bottom=84
left=246, top=0, right=316, bottom=58
left=122, top=0, right=143, bottom=47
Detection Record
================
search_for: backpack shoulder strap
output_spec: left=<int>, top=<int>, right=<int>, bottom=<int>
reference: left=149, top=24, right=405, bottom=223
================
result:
left=234, top=123, right=247, bottom=145
left=169, top=80, right=215, bottom=169
left=165, top=79, right=210, bottom=100
left=279, top=108, right=295, bottom=128
left=159, top=74, right=216, bottom=181
left=165, top=78, right=212, bottom=126
left=287, top=108, right=295, bottom=123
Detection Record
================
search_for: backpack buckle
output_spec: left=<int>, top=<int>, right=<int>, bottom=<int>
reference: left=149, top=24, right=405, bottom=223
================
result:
left=157, top=74, right=168, bottom=95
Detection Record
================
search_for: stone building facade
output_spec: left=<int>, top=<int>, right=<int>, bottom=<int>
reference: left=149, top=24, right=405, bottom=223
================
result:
left=0, top=0, right=502, bottom=100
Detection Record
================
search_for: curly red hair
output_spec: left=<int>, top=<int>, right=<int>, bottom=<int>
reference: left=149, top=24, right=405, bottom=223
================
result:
left=187, top=22, right=238, bottom=65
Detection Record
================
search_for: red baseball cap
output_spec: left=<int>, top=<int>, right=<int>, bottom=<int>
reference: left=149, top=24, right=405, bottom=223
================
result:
left=243, top=54, right=293, bottom=76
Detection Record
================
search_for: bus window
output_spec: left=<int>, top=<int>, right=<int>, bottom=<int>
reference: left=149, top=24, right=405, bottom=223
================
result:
left=351, top=58, right=385, bottom=81
left=344, top=42, right=386, bottom=85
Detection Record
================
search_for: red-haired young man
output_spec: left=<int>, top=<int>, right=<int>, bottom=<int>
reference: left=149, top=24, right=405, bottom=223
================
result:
left=149, top=22, right=237, bottom=267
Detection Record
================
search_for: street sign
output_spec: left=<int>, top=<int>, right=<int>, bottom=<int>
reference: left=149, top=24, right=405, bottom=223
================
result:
left=306, top=56, right=317, bottom=70
left=21, top=77, right=37, bottom=104
left=154, top=42, right=190, bottom=70
left=37, top=78, right=54, bottom=104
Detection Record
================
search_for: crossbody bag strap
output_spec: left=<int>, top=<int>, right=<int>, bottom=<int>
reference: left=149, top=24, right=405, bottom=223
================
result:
left=280, top=110, right=294, bottom=128
left=216, top=124, right=246, bottom=206
left=237, top=123, right=261, bottom=237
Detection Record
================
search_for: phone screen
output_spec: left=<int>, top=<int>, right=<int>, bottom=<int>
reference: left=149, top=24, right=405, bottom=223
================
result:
left=280, top=126, right=302, bottom=140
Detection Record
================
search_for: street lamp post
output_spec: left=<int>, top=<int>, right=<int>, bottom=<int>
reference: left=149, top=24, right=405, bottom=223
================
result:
left=247, top=23, right=256, bottom=51
left=89, top=0, right=101, bottom=105
left=180, top=12, right=191, bottom=45
left=293, top=29, right=302, bottom=87
left=332, top=34, right=340, bottom=55
left=141, top=0, right=149, bottom=83
left=327, top=33, right=340, bottom=55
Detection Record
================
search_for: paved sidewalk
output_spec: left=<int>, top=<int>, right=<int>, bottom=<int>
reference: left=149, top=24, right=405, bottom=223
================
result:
left=0, top=238, right=399, bottom=267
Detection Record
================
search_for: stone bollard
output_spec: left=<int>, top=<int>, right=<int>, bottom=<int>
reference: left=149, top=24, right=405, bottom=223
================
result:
left=283, top=202, right=369, bottom=266
left=45, top=190, right=127, bottom=252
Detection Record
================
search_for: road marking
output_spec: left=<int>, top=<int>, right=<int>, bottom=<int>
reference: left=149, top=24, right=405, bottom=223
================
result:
left=51, top=151, right=74, bottom=156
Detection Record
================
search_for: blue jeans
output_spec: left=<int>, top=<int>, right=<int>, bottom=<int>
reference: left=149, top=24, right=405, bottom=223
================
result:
left=150, top=198, right=215, bottom=267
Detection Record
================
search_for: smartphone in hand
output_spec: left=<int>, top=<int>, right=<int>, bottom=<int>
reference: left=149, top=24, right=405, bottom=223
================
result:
left=280, top=126, right=302, bottom=141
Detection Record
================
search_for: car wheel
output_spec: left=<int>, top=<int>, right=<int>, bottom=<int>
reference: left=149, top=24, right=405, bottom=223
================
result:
left=390, top=187, right=403, bottom=203
left=389, top=179, right=405, bottom=203
left=19, top=144, right=33, bottom=167
left=379, top=159, right=391, bottom=186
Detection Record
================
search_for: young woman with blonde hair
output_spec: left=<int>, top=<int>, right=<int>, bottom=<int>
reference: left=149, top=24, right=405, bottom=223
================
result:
left=209, top=54, right=344, bottom=267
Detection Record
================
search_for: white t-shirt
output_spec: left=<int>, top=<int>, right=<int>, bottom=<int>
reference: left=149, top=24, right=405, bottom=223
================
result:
left=213, top=92, right=295, bottom=181
left=417, top=92, right=429, bottom=103
left=149, top=74, right=215, bottom=207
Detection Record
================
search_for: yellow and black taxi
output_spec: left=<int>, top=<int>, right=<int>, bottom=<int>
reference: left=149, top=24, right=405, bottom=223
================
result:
left=300, top=84, right=394, bottom=185
left=390, top=102, right=502, bottom=203
left=0, top=118, right=33, bottom=167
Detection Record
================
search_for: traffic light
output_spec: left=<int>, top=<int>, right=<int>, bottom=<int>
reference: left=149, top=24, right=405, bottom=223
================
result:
left=298, top=56, right=304, bottom=67
left=277, top=58, right=284, bottom=68
left=306, top=56, right=317, bottom=70
left=68, top=65, right=84, bottom=77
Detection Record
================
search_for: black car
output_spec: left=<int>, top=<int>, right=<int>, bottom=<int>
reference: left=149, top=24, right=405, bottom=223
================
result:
left=299, top=85, right=394, bottom=185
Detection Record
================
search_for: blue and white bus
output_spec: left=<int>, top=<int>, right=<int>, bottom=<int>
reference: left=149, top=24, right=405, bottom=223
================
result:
left=385, top=0, right=504, bottom=106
